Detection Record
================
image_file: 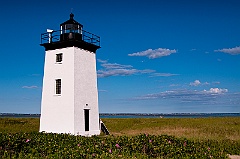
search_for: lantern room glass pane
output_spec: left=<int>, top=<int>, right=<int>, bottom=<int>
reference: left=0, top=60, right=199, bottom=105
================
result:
left=62, top=24, right=79, bottom=33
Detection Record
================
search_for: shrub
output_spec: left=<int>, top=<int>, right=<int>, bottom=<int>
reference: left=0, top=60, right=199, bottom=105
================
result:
left=1, top=132, right=238, bottom=158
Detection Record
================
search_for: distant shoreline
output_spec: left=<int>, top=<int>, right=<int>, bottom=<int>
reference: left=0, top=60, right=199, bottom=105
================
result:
left=0, top=113, right=239, bottom=118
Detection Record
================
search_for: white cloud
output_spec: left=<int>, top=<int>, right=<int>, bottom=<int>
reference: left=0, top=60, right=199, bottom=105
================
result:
left=128, top=48, right=177, bottom=59
left=97, top=59, right=108, bottom=63
left=150, top=73, right=179, bottom=77
left=22, top=86, right=38, bottom=89
left=204, top=88, right=228, bottom=94
left=190, top=80, right=210, bottom=86
left=97, top=59, right=177, bottom=78
left=97, top=59, right=155, bottom=78
left=98, top=69, right=136, bottom=77
left=98, top=69, right=154, bottom=78
left=190, top=80, right=201, bottom=86
left=214, top=46, right=240, bottom=55
left=98, top=59, right=133, bottom=69
left=101, top=63, right=133, bottom=69
left=131, top=88, right=229, bottom=105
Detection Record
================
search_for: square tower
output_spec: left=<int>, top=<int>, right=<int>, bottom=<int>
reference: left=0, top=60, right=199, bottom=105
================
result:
left=40, top=13, right=100, bottom=136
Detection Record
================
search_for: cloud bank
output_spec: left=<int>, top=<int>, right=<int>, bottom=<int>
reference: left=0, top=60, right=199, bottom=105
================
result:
left=98, top=59, right=180, bottom=78
left=98, top=69, right=154, bottom=78
left=128, top=48, right=177, bottom=59
left=131, top=88, right=229, bottom=105
left=214, top=46, right=240, bottom=55
left=97, top=60, right=154, bottom=78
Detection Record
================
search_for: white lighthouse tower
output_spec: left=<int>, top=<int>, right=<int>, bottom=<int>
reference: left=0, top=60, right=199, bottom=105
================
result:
left=40, top=13, right=101, bottom=136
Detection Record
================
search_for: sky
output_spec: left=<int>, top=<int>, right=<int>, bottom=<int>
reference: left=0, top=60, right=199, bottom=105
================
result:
left=0, top=0, right=240, bottom=114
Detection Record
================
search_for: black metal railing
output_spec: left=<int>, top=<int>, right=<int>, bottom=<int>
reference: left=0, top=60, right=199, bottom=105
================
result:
left=41, top=29, right=100, bottom=47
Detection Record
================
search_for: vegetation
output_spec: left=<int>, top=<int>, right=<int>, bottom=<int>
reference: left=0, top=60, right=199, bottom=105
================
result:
left=0, top=117, right=239, bottom=158
left=102, top=118, right=240, bottom=141
left=0, top=118, right=39, bottom=133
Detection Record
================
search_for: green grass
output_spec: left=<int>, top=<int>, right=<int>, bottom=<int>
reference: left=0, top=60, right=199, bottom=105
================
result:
left=102, top=117, right=240, bottom=141
left=0, top=118, right=39, bottom=133
left=0, top=117, right=239, bottom=141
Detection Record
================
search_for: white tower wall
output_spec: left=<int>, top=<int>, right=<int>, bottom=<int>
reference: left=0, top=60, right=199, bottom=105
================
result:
left=74, top=47, right=100, bottom=135
left=40, top=46, right=100, bottom=136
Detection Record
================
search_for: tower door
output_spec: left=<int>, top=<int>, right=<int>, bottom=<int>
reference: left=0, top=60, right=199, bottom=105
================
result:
left=84, top=109, right=89, bottom=131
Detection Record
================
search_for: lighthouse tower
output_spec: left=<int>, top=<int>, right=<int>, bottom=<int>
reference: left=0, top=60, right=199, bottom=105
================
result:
left=40, top=13, right=101, bottom=136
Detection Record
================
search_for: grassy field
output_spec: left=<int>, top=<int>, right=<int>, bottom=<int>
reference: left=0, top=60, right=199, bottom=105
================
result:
left=102, top=117, right=240, bottom=141
left=0, top=118, right=39, bottom=133
left=0, top=117, right=239, bottom=158
left=0, top=117, right=239, bottom=141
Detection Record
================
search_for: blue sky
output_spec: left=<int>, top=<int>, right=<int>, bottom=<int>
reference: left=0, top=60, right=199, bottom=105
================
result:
left=0, top=0, right=240, bottom=113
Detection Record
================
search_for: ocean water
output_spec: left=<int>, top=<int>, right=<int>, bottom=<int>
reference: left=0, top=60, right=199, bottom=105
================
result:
left=100, top=113, right=240, bottom=118
left=0, top=113, right=239, bottom=118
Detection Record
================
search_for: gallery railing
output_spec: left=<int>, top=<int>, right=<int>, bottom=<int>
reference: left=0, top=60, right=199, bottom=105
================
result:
left=41, top=29, right=100, bottom=47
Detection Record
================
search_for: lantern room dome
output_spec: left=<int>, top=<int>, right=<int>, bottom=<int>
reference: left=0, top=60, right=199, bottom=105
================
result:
left=60, top=13, right=83, bottom=27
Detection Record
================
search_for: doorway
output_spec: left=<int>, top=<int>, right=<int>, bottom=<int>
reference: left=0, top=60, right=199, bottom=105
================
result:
left=84, top=109, right=89, bottom=131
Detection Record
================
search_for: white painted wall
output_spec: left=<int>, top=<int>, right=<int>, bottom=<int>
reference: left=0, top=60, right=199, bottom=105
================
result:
left=74, top=47, right=100, bottom=135
left=40, top=46, right=100, bottom=136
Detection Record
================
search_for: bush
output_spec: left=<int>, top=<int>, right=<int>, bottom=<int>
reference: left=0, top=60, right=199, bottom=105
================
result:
left=1, top=132, right=239, bottom=158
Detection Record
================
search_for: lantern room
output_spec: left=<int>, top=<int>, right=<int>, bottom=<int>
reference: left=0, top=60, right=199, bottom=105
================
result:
left=60, top=13, right=83, bottom=41
left=40, top=13, right=100, bottom=52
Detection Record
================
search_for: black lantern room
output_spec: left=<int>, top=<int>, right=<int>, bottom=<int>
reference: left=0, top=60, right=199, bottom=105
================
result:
left=60, top=13, right=83, bottom=41
left=40, top=13, right=100, bottom=52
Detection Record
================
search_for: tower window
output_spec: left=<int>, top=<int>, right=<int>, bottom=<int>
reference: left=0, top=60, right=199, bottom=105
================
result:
left=56, top=53, right=63, bottom=63
left=55, top=79, right=61, bottom=94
